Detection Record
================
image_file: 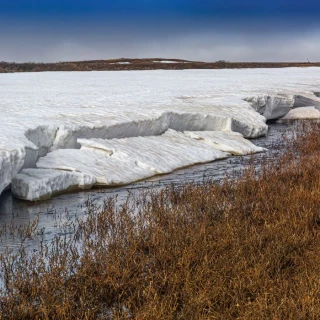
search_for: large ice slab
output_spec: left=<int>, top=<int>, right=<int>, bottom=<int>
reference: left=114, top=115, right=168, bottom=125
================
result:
left=50, top=109, right=267, bottom=150
left=1, top=68, right=320, bottom=198
left=0, top=149, right=26, bottom=195
left=79, top=130, right=229, bottom=175
left=245, top=93, right=320, bottom=120
left=11, top=169, right=96, bottom=201
left=35, top=149, right=153, bottom=186
left=37, top=130, right=229, bottom=181
left=11, top=130, right=267, bottom=200
left=245, top=95, right=295, bottom=120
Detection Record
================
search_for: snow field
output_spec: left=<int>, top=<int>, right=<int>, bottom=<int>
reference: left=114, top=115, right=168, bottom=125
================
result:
left=0, top=68, right=319, bottom=200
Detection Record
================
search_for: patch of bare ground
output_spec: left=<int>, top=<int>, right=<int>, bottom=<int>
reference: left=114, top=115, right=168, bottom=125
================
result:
left=1, top=121, right=320, bottom=319
left=1, top=59, right=320, bottom=73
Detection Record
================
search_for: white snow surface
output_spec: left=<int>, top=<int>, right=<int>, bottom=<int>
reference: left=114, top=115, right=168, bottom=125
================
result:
left=1, top=68, right=320, bottom=200
left=15, top=130, right=243, bottom=200
left=78, top=130, right=229, bottom=174
left=183, top=131, right=266, bottom=155
left=12, top=169, right=96, bottom=201
left=32, top=130, right=229, bottom=190
left=281, top=107, right=320, bottom=119
left=110, top=62, right=131, bottom=65
left=7, top=129, right=285, bottom=201
left=153, top=60, right=185, bottom=64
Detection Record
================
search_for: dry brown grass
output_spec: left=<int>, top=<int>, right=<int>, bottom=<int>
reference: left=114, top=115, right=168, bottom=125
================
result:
left=1, top=59, right=320, bottom=73
left=1, top=121, right=320, bottom=319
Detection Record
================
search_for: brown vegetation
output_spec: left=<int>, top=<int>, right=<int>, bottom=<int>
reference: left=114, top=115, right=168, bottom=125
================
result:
left=1, top=121, right=320, bottom=319
left=1, top=58, right=320, bottom=73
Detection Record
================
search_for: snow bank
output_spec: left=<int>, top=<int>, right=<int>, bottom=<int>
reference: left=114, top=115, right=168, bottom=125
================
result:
left=79, top=130, right=229, bottom=173
left=49, top=110, right=267, bottom=150
left=281, top=107, right=320, bottom=120
left=12, top=130, right=264, bottom=200
left=35, top=149, right=153, bottom=186
left=12, top=169, right=96, bottom=201
left=1, top=68, right=320, bottom=200
left=245, top=93, right=320, bottom=120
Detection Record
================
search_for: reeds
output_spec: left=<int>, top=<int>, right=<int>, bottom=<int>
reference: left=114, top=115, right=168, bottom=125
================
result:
left=1, top=121, right=320, bottom=319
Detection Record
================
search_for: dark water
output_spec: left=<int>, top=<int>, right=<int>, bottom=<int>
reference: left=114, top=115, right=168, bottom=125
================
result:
left=0, top=123, right=291, bottom=251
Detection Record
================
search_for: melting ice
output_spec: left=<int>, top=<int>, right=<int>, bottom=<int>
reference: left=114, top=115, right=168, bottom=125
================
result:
left=1, top=68, right=320, bottom=200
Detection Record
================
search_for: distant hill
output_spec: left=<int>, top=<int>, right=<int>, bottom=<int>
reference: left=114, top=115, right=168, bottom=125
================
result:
left=1, top=58, right=320, bottom=73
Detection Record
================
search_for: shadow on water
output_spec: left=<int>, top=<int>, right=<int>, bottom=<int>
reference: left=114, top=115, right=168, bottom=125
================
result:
left=0, top=123, right=292, bottom=250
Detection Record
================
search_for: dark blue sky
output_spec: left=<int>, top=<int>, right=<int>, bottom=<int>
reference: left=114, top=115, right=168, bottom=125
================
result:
left=1, top=0, right=320, bottom=62
left=2, top=0, right=320, bottom=16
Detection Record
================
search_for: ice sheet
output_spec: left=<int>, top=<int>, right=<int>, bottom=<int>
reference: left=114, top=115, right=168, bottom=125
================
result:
left=1, top=68, right=320, bottom=198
